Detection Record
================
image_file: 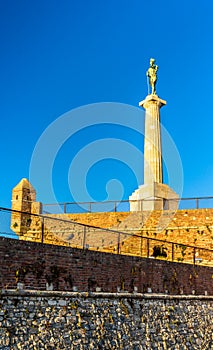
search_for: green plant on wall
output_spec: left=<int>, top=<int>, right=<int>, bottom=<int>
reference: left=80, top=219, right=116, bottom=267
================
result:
left=31, top=261, right=45, bottom=280
left=26, top=218, right=32, bottom=227
left=177, top=257, right=184, bottom=262
left=180, top=245, right=187, bottom=257
left=15, top=266, right=29, bottom=283
left=46, top=265, right=60, bottom=285
left=206, top=225, right=212, bottom=233
left=120, top=277, right=125, bottom=290
left=131, top=266, right=136, bottom=275
left=45, top=265, right=67, bottom=289
left=152, top=245, right=167, bottom=258
left=175, top=244, right=186, bottom=261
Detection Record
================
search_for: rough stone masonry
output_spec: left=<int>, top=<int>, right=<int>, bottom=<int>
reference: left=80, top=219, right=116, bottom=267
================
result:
left=0, top=290, right=213, bottom=350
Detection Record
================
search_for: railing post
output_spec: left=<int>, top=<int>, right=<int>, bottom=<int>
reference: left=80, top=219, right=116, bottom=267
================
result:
left=147, top=238, right=150, bottom=258
left=172, top=243, right=174, bottom=261
left=41, top=217, right=44, bottom=243
left=117, top=232, right=121, bottom=254
left=114, top=201, right=117, bottom=212
left=83, top=226, right=86, bottom=249
left=196, top=198, right=199, bottom=209
left=193, top=247, right=196, bottom=265
left=64, top=203, right=67, bottom=213
left=88, top=202, right=91, bottom=213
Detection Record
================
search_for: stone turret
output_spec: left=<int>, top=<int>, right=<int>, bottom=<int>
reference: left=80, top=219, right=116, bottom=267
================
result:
left=11, top=178, right=41, bottom=236
left=12, top=178, right=36, bottom=211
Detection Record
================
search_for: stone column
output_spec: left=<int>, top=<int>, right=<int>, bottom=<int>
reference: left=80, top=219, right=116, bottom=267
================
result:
left=141, top=94, right=166, bottom=185
left=129, top=94, right=178, bottom=211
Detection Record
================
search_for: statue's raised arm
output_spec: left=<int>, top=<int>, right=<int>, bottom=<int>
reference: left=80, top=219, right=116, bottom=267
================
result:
left=146, top=58, right=158, bottom=95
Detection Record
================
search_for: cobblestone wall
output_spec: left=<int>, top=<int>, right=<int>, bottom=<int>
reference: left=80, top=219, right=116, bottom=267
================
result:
left=0, top=290, right=213, bottom=349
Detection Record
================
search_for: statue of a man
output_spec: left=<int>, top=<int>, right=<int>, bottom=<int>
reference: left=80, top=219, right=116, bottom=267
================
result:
left=146, top=58, right=158, bottom=95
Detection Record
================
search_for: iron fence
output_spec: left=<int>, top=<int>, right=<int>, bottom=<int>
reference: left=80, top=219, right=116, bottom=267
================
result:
left=0, top=206, right=213, bottom=267
left=42, top=196, right=213, bottom=214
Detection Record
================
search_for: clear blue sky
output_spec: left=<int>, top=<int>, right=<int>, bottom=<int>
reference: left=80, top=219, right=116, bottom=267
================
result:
left=0, top=0, right=213, bottom=208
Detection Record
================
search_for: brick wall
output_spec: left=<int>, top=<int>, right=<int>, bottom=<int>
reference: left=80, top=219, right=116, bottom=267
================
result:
left=1, top=237, right=213, bottom=295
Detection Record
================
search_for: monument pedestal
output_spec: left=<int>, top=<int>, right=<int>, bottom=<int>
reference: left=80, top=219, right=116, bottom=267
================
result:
left=129, top=182, right=179, bottom=211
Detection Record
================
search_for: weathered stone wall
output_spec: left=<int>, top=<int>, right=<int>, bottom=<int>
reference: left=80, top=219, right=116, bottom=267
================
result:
left=0, top=290, right=213, bottom=350
left=11, top=209, right=213, bottom=262
left=1, top=237, right=213, bottom=295
left=10, top=179, right=213, bottom=262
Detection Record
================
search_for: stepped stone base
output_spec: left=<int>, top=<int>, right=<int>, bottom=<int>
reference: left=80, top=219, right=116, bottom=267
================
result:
left=129, top=182, right=179, bottom=211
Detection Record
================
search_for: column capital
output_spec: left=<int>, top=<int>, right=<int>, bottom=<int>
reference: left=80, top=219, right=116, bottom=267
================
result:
left=139, top=94, right=166, bottom=109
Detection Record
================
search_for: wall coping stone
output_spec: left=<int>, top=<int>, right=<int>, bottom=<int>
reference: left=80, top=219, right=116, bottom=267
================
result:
left=1, top=289, right=213, bottom=300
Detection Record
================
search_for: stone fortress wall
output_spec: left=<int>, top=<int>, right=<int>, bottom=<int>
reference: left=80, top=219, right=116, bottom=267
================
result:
left=2, top=179, right=213, bottom=348
left=10, top=179, right=213, bottom=266
left=7, top=178, right=213, bottom=294
left=1, top=234, right=213, bottom=349
left=0, top=290, right=213, bottom=349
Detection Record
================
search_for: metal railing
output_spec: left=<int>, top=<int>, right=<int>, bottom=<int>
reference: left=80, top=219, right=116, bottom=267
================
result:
left=41, top=196, right=213, bottom=214
left=0, top=206, right=213, bottom=267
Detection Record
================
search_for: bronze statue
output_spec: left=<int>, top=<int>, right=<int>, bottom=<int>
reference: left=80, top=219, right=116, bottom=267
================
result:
left=146, top=58, right=158, bottom=95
